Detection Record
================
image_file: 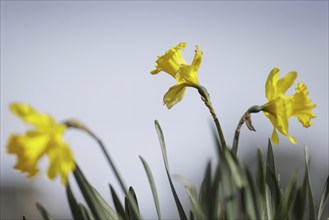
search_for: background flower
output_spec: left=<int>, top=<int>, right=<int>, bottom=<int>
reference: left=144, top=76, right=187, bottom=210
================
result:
left=7, top=103, right=75, bottom=185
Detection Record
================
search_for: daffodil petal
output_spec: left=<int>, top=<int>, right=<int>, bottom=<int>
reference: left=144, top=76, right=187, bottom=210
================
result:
left=265, top=67, right=280, bottom=100
left=47, top=143, right=75, bottom=185
left=163, top=84, right=188, bottom=109
left=7, top=132, right=50, bottom=178
left=10, top=103, right=56, bottom=130
left=277, top=71, right=297, bottom=94
left=271, top=129, right=279, bottom=145
left=287, top=135, right=297, bottom=144
left=191, top=45, right=203, bottom=73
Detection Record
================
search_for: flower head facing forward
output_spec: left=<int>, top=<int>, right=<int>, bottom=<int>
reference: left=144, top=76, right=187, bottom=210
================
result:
left=262, top=68, right=316, bottom=144
left=151, top=42, right=203, bottom=109
left=7, top=103, right=75, bottom=185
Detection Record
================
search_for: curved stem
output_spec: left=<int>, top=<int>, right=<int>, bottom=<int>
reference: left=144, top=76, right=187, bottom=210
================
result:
left=214, top=116, right=226, bottom=150
left=199, top=87, right=226, bottom=151
left=232, top=105, right=262, bottom=156
left=64, top=120, right=127, bottom=194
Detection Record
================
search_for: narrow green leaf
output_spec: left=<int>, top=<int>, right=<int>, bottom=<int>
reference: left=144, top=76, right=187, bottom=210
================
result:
left=244, top=167, right=261, bottom=220
left=199, top=162, right=212, bottom=219
left=154, top=120, right=169, bottom=172
left=22, top=216, right=26, bottom=220
left=304, top=145, right=316, bottom=220
left=256, top=148, right=265, bottom=198
left=266, top=139, right=281, bottom=209
left=126, top=187, right=140, bottom=220
left=36, top=203, right=52, bottom=220
left=210, top=164, right=221, bottom=219
left=224, top=149, right=244, bottom=188
left=292, top=187, right=305, bottom=220
left=73, top=165, right=118, bottom=220
left=265, top=184, right=274, bottom=220
left=176, top=175, right=205, bottom=220
left=110, top=185, right=129, bottom=220
left=219, top=151, right=237, bottom=220
left=154, top=120, right=187, bottom=220
left=67, top=183, right=89, bottom=220
left=189, top=211, right=195, bottom=220
left=139, top=156, right=161, bottom=220
left=78, top=204, right=94, bottom=220
left=318, top=176, right=329, bottom=220
left=274, top=173, right=298, bottom=220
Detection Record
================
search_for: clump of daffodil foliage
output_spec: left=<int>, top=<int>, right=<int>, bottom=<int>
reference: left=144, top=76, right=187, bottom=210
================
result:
left=7, top=42, right=328, bottom=220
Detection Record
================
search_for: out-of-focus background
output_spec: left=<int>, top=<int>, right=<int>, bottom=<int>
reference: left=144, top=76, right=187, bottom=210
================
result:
left=1, top=1, right=328, bottom=219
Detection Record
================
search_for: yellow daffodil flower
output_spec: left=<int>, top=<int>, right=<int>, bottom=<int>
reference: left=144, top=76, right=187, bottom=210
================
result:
left=262, top=68, right=316, bottom=144
left=7, top=103, right=75, bottom=185
left=151, top=42, right=203, bottom=109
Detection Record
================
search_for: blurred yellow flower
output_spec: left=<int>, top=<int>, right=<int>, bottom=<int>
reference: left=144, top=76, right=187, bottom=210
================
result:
left=7, top=103, right=75, bottom=185
left=262, top=68, right=316, bottom=144
left=151, top=42, right=203, bottom=109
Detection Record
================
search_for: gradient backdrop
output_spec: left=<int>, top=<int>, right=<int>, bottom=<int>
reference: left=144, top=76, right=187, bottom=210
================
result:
left=1, top=1, right=328, bottom=219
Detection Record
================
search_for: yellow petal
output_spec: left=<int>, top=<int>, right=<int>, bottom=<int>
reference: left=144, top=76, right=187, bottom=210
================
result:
left=47, top=143, right=75, bottom=185
left=191, top=45, right=203, bottom=73
left=277, top=71, right=297, bottom=94
left=7, top=132, right=50, bottom=178
left=271, top=129, right=279, bottom=145
left=163, top=84, right=187, bottom=109
left=287, top=135, right=297, bottom=144
left=265, top=67, right=280, bottom=100
left=10, top=103, right=56, bottom=130
left=292, top=82, right=316, bottom=127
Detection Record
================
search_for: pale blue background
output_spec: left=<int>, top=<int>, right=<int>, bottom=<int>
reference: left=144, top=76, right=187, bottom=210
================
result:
left=1, top=1, right=328, bottom=219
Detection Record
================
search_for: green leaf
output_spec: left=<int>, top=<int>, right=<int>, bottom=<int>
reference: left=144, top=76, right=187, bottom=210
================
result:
left=78, top=204, right=94, bottom=220
left=36, top=202, right=53, bottom=220
left=189, top=211, right=195, bottom=220
left=176, top=175, right=205, bottom=220
left=256, top=148, right=265, bottom=198
left=244, top=167, right=261, bottom=220
left=154, top=120, right=187, bottom=220
left=266, top=139, right=281, bottom=210
left=219, top=149, right=237, bottom=220
left=304, top=145, right=316, bottom=220
left=110, top=185, right=128, bottom=220
left=199, top=162, right=212, bottom=219
left=274, top=173, right=297, bottom=220
left=318, top=176, right=329, bottom=220
left=139, top=156, right=161, bottom=220
left=73, top=165, right=118, bottom=220
left=292, top=187, right=306, bottom=220
left=224, top=148, right=244, bottom=188
left=124, top=187, right=140, bottom=220
left=66, top=183, right=91, bottom=220
left=265, top=184, right=274, bottom=220
left=22, top=216, right=26, bottom=220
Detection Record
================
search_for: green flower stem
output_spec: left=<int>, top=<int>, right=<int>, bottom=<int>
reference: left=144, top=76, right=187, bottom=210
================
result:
left=232, top=105, right=262, bottom=156
left=214, top=115, right=226, bottom=150
left=198, top=86, right=226, bottom=150
left=64, top=120, right=127, bottom=194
